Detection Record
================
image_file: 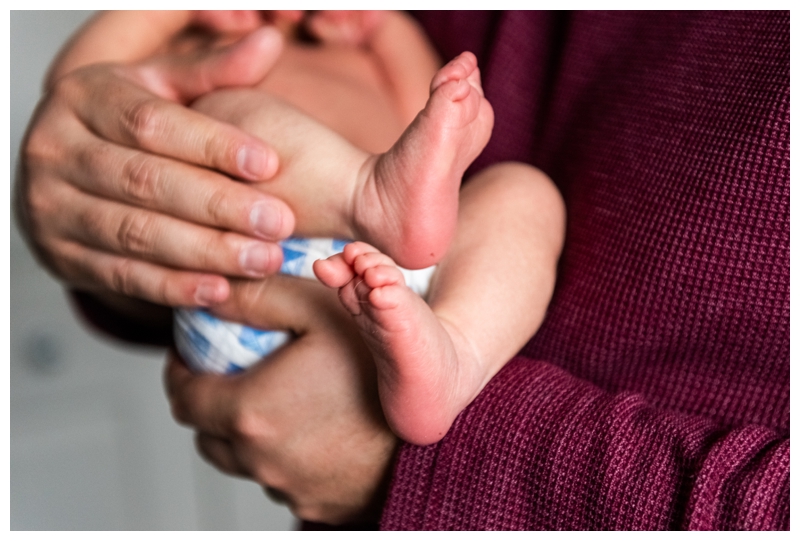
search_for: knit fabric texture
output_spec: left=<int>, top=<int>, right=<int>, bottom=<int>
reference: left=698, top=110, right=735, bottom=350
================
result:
left=68, top=10, right=789, bottom=531
left=379, top=11, right=789, bottom=530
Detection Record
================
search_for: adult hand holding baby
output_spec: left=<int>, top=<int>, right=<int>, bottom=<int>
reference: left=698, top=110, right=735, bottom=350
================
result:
left=15, top=22, right=294, bottom=308
left=165, top=274, right=397, bottom=525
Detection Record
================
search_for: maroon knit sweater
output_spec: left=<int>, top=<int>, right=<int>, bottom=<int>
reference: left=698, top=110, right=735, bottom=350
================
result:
left=378, top=11, right=788, bottom=530
left=72, top=10, right=788, bottom=530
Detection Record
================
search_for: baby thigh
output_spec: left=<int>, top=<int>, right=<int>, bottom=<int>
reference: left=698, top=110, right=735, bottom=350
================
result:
left=426, top=162, right=566, bottom=377
left=191, top=88, right=367, bottom=239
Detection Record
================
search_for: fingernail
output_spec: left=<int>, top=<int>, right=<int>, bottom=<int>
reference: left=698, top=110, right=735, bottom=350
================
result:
left=237, top=146, right=269, bottom=179
left=195, top=281, right=224, bottom=306
left=250, top=201, right=284, bottom=239
left=240, top=242, right=273, bottom=276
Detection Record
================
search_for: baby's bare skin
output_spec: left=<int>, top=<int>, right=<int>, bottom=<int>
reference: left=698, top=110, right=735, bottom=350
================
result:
left=191, top=16, right=564, bottom=444
left=257, top=11, right=440, bottom=154
left=313, top=165, right=565, bottom=445
left=258, top=43, right=406, bottom=154
left=193, top=47, right=564, bottom=445
left=38, top=8, right=563, bottom=446
left=194, top=52, right=493, bottom=270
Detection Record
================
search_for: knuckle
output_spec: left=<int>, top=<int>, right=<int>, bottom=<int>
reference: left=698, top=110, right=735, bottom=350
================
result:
left=121, top=154, right=162, bottom=204
left=203, top=184, right=231, bottom=225
left=117, top=211, right=156, bottom=255
left=109, top=258, right=137, bottom=296
left=231, top=408, right=258, bottom=441
left=293, top=504, right=326, bottom=524
left=48, top=72, right=82, bottom=100
left=197, top=232, right=227, bottom=271
left=122, top=98, right=161, bottom=145
left=231, top=407, right=271, bottom=444
left=169, top=399, right=191, bottom=426
left=30, top=237, right=68, bottom=280
left=23, top=183, right=55, bottom=225
left=250, top=466, right=275, bottom=488
left=155, top=275, right=174, bottom=306
left=22, top=123, right=61, bottom=168
left=205, top=130, right=239, bottom=170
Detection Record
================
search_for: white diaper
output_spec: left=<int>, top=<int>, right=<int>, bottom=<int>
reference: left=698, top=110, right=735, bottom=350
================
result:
left=174, top=237, right=436, bottom=374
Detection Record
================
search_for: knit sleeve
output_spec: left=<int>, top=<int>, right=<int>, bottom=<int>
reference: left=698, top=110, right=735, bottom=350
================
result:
left=380, top=357, right=789, bottom=530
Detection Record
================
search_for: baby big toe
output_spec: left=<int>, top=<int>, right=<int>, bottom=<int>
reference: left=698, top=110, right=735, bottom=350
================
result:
left=312, top=254, right=354, bottom=288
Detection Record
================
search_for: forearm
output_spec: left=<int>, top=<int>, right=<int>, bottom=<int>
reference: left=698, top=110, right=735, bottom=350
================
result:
left=384, top=357, right=789, bottom=530
left=46, top=10, right=192, bottom=87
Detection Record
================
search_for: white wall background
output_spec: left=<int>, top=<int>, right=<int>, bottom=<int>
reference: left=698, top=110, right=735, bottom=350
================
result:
left=10, top=11, right=295, bottom=531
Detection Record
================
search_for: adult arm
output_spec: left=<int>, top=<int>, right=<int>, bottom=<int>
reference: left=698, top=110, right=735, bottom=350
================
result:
left=16, top=14, right=294, bottom=310
left=381, top=359, right=789, bottom=530
left=383, top=10, right=790, bottom=530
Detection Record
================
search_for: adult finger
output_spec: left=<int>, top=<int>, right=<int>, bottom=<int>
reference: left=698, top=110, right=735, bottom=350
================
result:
left=60, top=27, right=285, bottom=183
left=195, top=433, right=248, bottom=477
left=62, top=67, right=277, bottom=182
left=148, top=26, right=284, bottom=102
left=52, top=185, right=284, bottom=279
left=63, top=129, right=294, bottom=241
left=53, top=239, right=229, bottom=307
left=165, top=351, right=240, bottom=437
left=210, top=274, right=349, bottom=334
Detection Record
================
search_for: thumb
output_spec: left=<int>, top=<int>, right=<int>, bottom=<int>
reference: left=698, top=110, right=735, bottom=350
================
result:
left=210, top=274, right=346, bottom=335
left=191, top=10, right=264, bottom=33
left=140, top=26, right=284, bottom=102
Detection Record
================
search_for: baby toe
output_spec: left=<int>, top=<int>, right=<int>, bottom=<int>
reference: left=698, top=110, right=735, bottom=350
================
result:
left=353, top=251, right=396, bottom=276
left=343, top=241, right=380, bottom=265
left=363, top=264, right=405, bottom=289
left=312, top=253, right=354, bottom=288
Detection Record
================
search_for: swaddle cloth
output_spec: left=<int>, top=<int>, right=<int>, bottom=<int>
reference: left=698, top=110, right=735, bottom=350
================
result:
left=175, top=237, right=436, bottom=374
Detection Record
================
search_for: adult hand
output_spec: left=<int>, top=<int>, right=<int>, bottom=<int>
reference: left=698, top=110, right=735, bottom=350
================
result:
left=165, top=274, right=398, bottom=524
left=16, top=27, right=296, bottom=307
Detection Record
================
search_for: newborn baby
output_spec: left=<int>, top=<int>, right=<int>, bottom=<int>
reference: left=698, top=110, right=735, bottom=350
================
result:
left=74, top=11, right=566, bottom=445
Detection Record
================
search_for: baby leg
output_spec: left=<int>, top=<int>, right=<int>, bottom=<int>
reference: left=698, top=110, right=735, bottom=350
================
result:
left=315, top=163, right=566, bottom=444
left=191, top=52, right=493, bottom=270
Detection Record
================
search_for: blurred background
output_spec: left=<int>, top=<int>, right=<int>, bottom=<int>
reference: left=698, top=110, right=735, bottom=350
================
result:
left=10, top=11, right=294, bottom=530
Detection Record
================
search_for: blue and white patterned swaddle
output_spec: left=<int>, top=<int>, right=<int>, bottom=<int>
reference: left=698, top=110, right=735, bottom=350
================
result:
left=174, top=237, right=436, bottom=374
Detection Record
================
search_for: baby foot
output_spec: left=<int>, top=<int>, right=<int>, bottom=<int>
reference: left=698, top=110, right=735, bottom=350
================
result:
left=313, top=242, right=486, bottom=445
left=352, top=52, right=494, bottom=269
